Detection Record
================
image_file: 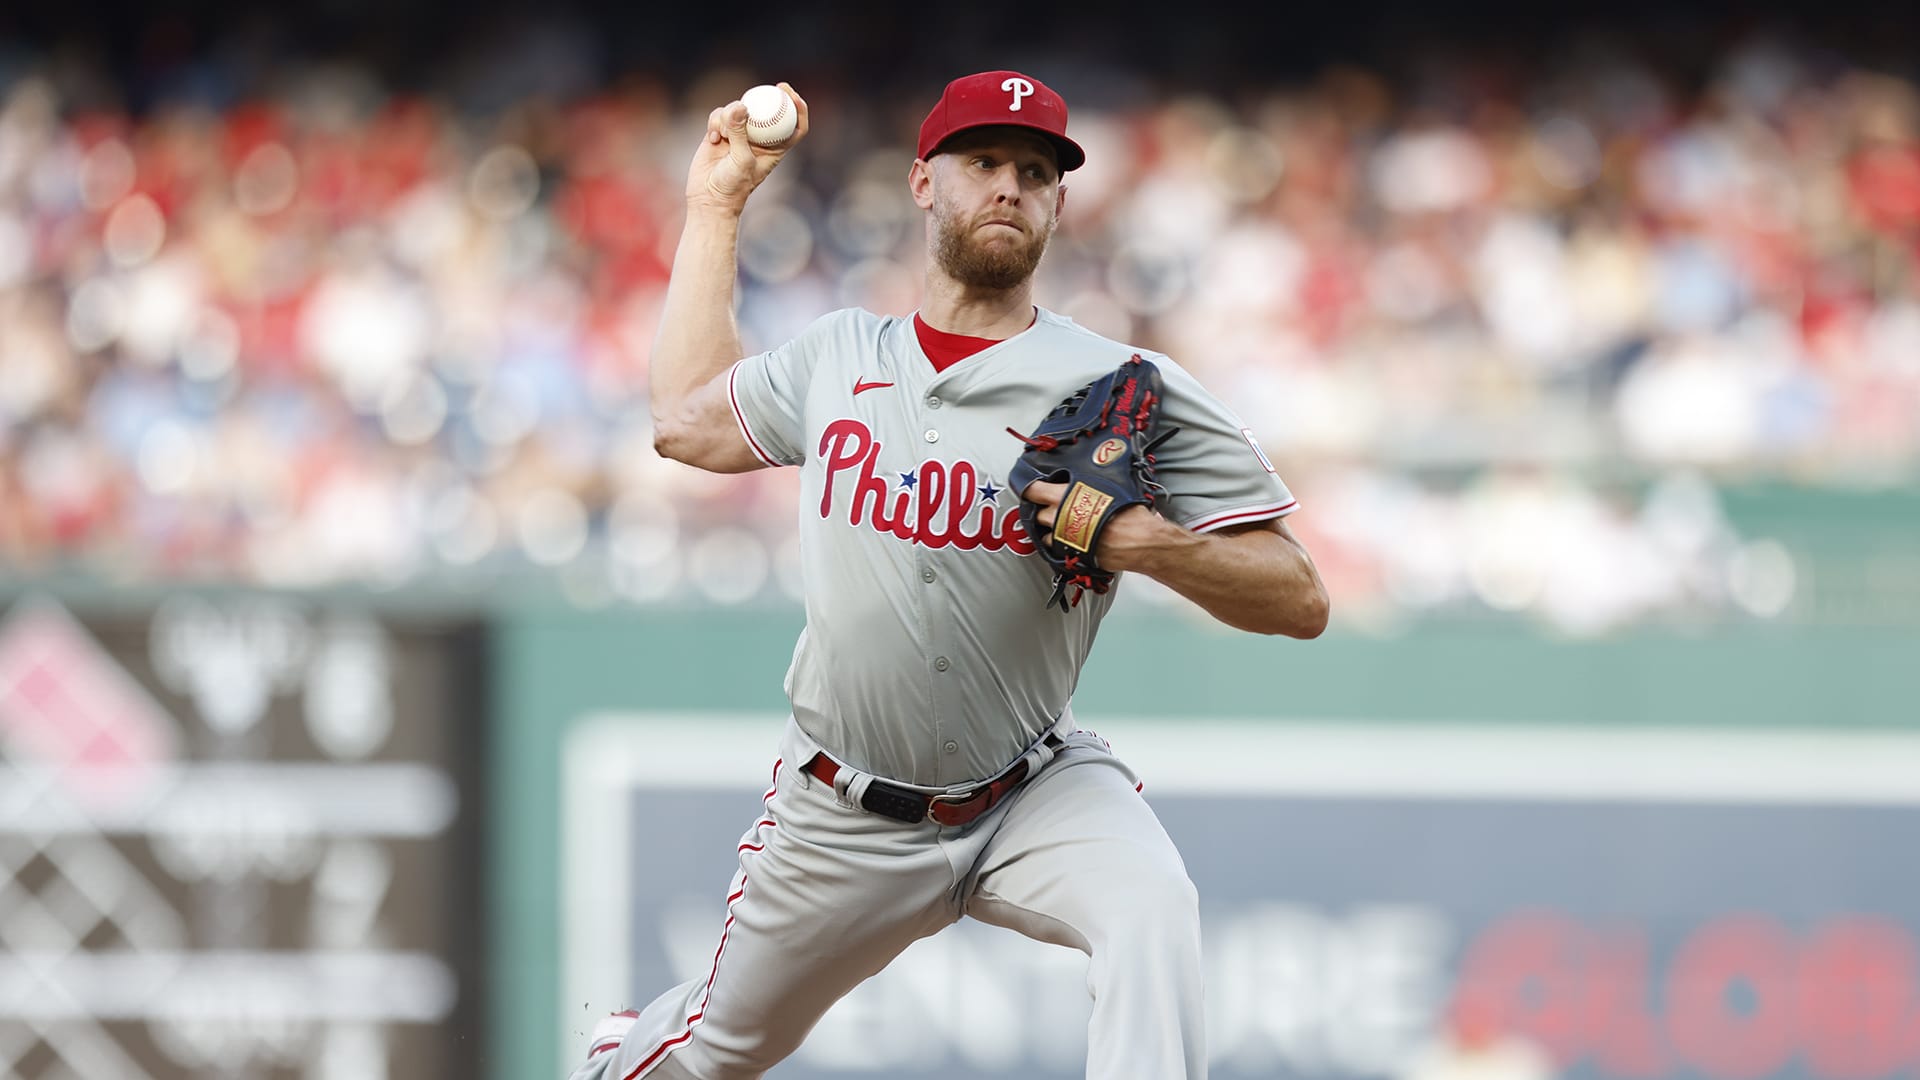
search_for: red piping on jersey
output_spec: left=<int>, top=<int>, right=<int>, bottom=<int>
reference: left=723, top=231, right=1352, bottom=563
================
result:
left=625, top=760, right=783, bottom=1078
left=1188, top=499, right=1299, bottom=533
left=727, top=360, right=784, bottom=468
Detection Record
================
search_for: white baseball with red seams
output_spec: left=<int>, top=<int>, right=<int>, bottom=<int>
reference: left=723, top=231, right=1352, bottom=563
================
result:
left=740, top=84, right=796, bottom=146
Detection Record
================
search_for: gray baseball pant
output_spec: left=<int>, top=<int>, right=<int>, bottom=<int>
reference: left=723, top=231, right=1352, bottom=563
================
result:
left=568, top=717, right=1206, bottom=1079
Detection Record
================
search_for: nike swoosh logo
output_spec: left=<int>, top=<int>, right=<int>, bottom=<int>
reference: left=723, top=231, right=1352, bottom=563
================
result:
left=853, top=378, right=895, bottom=395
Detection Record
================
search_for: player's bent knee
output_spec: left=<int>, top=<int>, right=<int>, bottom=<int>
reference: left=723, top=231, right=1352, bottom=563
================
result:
left=1147, top=869, right=1202, bottom=925
left=1096, top=865, right=1200, bottom=940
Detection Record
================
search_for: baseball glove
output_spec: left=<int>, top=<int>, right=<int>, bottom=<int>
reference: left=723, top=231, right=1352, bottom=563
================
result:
left=1007, top=353, right=1178, bottom=612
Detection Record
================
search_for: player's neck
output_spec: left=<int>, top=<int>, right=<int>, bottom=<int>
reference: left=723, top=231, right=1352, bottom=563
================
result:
left=918, top=273, right=1036, bottom=340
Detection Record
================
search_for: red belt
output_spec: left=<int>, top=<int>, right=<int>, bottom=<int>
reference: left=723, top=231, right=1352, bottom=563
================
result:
left=805, top=734, right=1064, bottom=827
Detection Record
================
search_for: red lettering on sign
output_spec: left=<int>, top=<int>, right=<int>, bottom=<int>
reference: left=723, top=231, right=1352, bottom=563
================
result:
left=1453, top=913, right=1920, bottom=1080
left=1585, top=926, right=1669, bottom=1078
left=1453, top=911, right=1588, bottom=1066
left=1796, top=917, right=1917, bottom=1079
left=1667, top=915, right=1796, bottom=1079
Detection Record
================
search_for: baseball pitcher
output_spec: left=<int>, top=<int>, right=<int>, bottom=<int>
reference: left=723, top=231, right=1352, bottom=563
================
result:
left=571, top=70, right=1330, bottom=1080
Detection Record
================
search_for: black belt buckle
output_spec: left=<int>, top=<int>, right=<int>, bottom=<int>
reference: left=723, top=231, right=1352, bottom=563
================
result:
left=860, top=781, right=932, bottom=824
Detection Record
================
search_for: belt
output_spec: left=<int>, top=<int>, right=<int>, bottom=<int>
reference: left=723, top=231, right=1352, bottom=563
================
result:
left=805, top=733, right=1065, bottom=827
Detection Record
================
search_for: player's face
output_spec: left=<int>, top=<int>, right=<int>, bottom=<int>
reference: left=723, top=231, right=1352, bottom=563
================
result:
left=922, top=129, right=1063, bottom=290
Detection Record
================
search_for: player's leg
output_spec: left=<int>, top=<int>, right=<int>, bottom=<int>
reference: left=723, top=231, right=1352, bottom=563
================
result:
left=571, top=760, right=959, bottom=1080
left=964, top=737, right=1207, bottom=1079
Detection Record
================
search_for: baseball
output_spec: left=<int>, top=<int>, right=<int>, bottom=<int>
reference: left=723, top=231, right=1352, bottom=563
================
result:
left=741, top=84, right=797, bottom=147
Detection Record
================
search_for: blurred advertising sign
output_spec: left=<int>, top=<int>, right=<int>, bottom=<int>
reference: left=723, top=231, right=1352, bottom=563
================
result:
left=562, top=713, right=1920, bottom=1080
left=0, top=594, right=483, bottom=1080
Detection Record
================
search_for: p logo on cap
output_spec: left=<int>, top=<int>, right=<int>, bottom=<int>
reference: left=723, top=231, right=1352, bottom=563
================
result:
left=918, top=70, right=1087, bottom=172
left=1002, top=76, right=1035, bottom=110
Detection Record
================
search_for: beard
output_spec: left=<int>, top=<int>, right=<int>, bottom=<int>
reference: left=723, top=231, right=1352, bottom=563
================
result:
left=930, top=196, right=1054, bottom=291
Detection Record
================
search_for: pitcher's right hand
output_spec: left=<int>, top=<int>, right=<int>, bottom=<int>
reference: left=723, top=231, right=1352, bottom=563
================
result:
left=687, top=81, right=810, bottom=214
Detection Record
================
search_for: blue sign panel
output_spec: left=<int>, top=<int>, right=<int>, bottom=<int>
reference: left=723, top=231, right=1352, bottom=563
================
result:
left=607, top=788, right=1920, bottom=1080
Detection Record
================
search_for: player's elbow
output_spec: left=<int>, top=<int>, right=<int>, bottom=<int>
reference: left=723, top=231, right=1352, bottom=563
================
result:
left=1221, top=584, right=1327, bottom=638
left=652, top=423, right=732, bottom=472
left=650, top=402, right=714, bottom=467
left=651, top=412, right=765, bottom=474
left=1268, top=580, right=1329, bottom=639
left=1291, top=584, right=1331, bottom=639
left=651, top=415, right=697, bottom=465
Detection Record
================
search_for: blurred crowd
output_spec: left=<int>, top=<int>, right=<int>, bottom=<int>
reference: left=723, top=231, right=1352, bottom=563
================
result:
left=0, top=24, right=1915, bottom=633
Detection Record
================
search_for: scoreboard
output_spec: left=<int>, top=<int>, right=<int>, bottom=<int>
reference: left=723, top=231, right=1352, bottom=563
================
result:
left=0, top=593, right=484, bottom=1080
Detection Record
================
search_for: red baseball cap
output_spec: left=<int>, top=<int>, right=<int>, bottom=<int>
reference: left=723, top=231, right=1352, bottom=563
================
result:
left=917, top=70, right=1086, bottom=172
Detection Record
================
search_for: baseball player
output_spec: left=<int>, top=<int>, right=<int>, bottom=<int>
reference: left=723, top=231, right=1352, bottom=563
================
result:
left=573, top=71, right=1329, bottom=1080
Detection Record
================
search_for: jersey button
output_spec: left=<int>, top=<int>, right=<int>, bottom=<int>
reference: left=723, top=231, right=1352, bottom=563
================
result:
left=924, top=429, right=939, bottom=443
left=926, top=396, right=942, bottom=409
left=934, top=656, right=950, bottom=672
left=944, top=740, right=958, bottom=754
left=921, top=568, right=936, bottom=583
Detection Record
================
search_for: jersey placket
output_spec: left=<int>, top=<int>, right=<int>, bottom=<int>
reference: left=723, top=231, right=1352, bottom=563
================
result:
left=915, top=379, right=965, bottom=787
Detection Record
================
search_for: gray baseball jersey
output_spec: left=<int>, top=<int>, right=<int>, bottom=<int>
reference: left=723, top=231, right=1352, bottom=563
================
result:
left=726, top=306, right=1295, bottom=787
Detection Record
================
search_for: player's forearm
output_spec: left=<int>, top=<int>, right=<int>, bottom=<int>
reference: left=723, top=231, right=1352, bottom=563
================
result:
left=650, top=205, right=746, bottom=422
left=1110, top=518, right=1330, bottom=637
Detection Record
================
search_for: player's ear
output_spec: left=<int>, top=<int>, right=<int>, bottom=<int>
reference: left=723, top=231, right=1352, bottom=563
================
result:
left=908, top=157, right=935, bottom=209
left=1056, top=184, right=1067, bottom=219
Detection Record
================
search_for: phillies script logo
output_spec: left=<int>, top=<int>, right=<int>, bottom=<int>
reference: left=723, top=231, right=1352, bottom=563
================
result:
left=820, top=418, right=1036, bottom=554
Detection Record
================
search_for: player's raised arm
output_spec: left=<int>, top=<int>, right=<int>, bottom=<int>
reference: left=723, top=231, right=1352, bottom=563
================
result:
left=650, top=82, right=810, bottom=473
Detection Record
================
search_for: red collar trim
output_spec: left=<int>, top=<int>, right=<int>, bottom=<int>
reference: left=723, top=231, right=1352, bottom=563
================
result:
left=912, top=310, right=1036, bottom=373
